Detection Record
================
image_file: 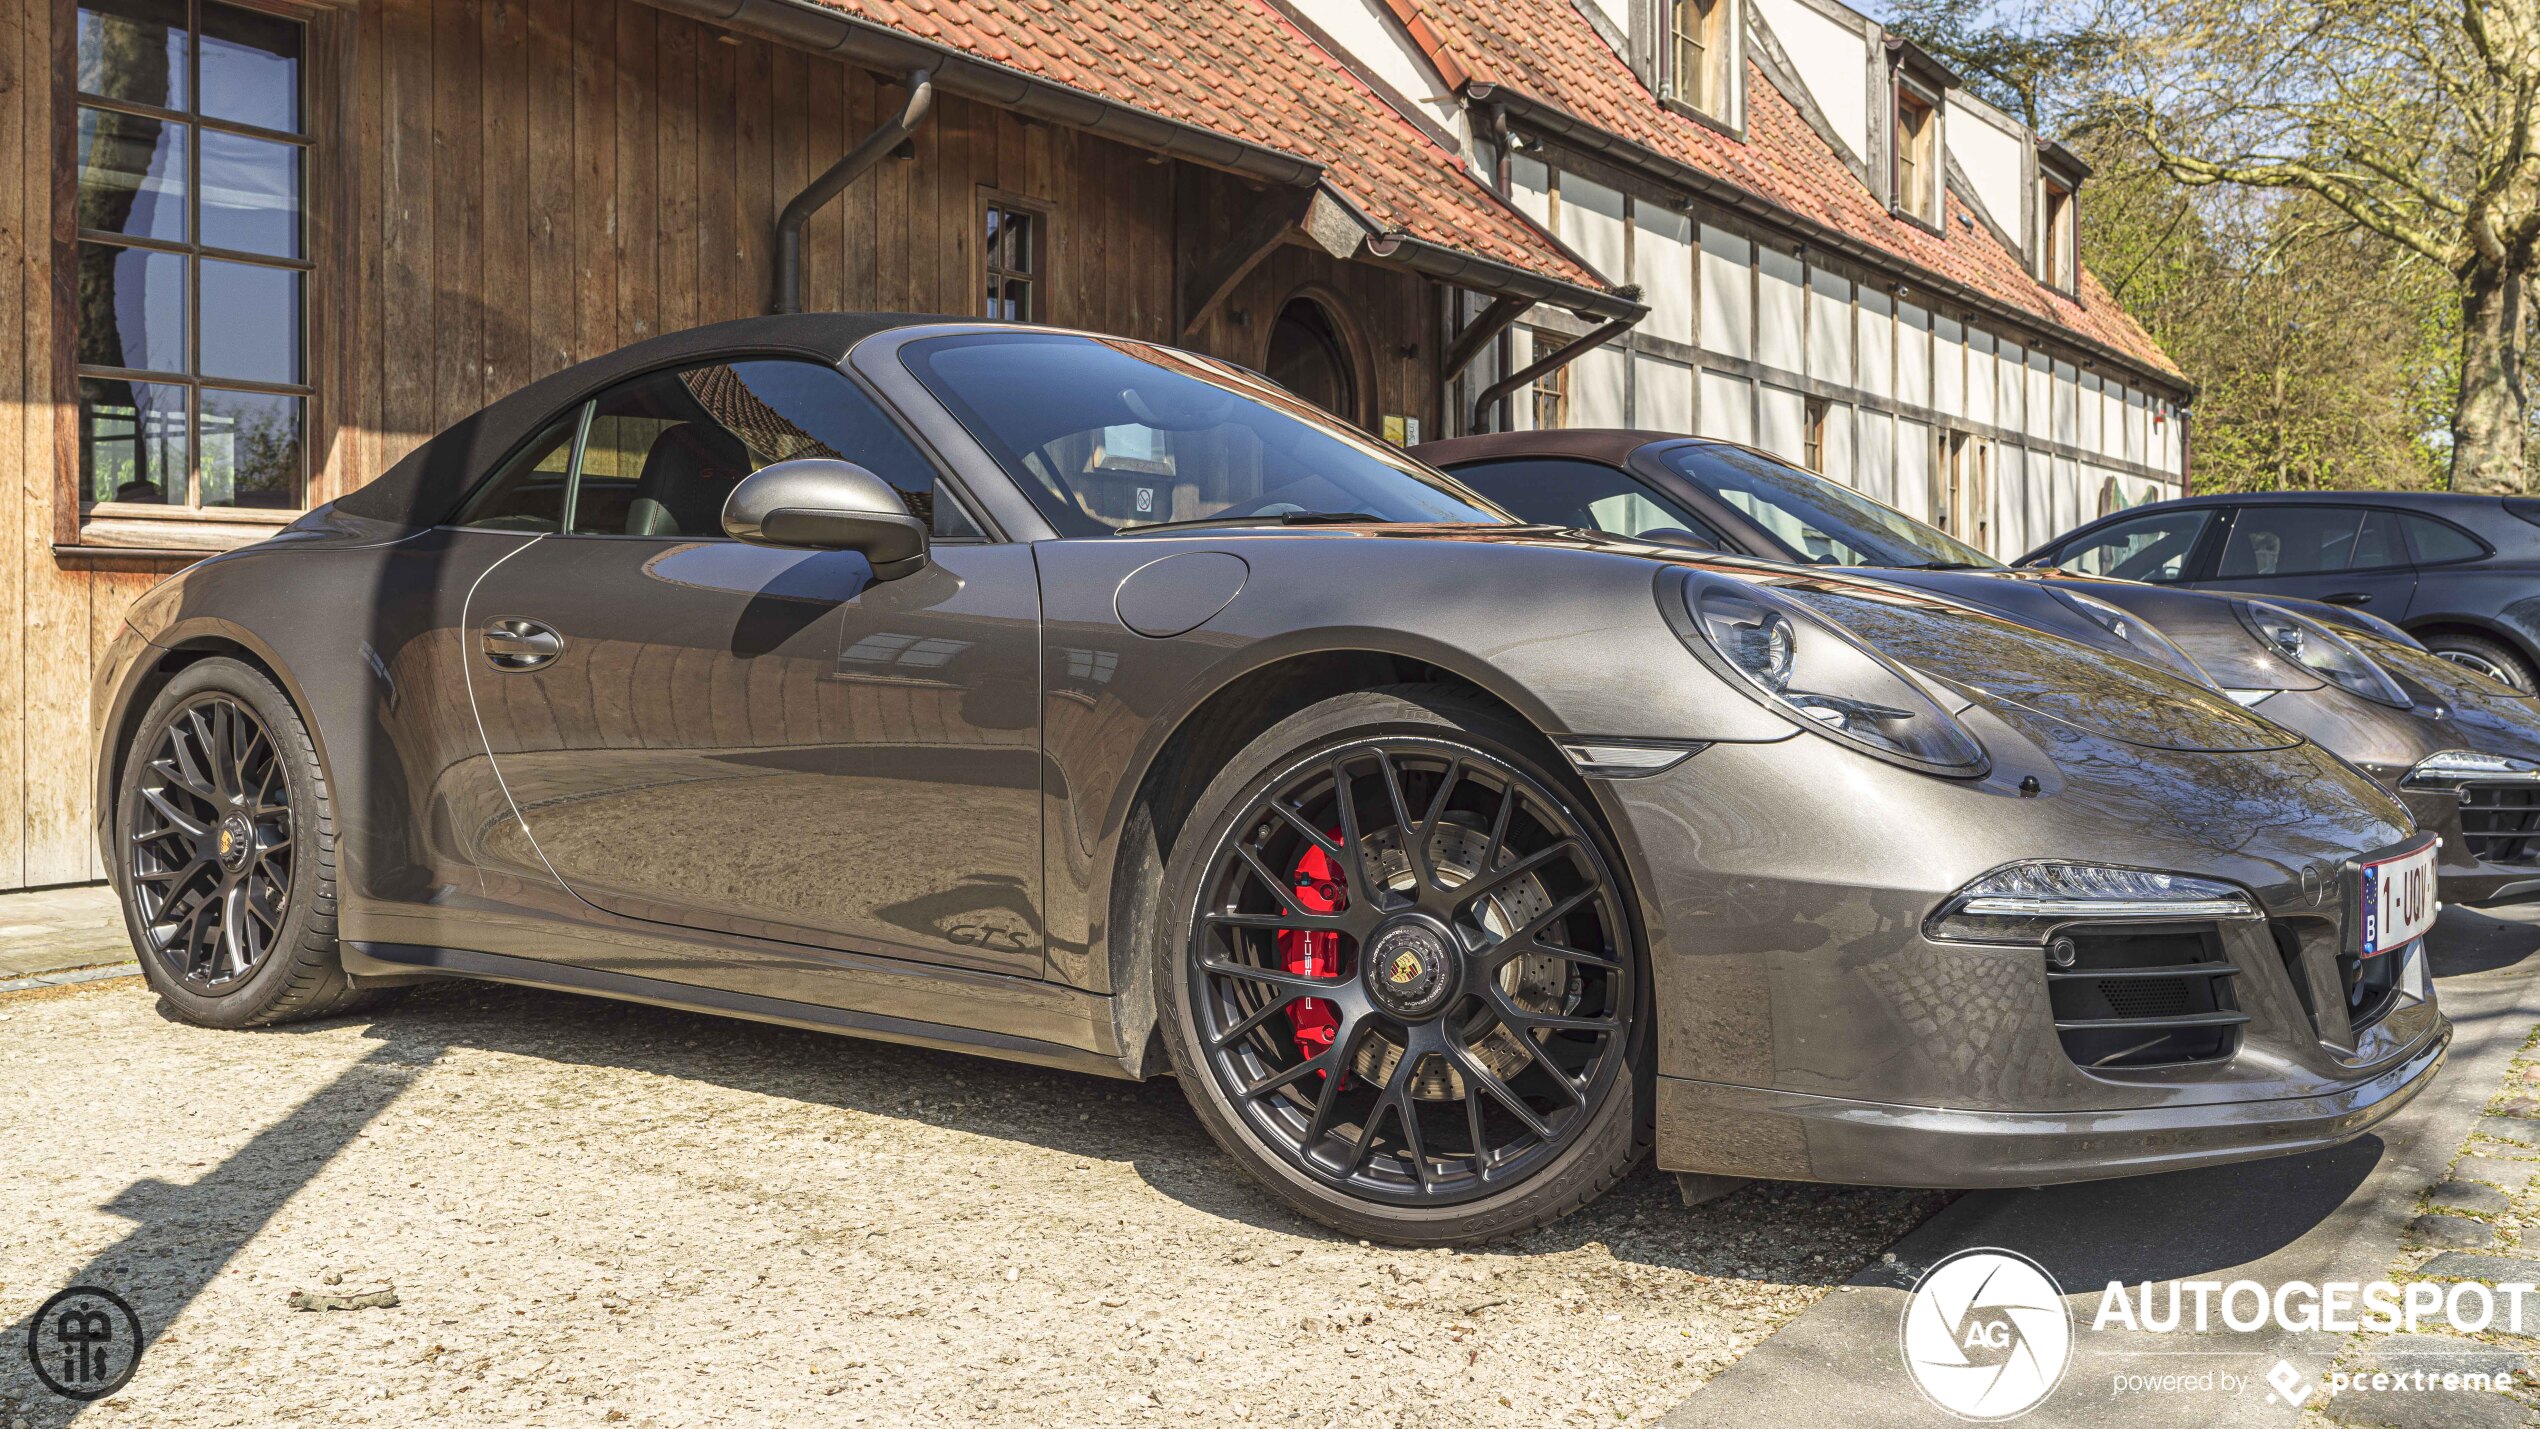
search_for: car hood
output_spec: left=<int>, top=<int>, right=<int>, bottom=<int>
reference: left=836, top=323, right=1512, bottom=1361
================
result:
left=1288, top=527, right=2301, bottom=754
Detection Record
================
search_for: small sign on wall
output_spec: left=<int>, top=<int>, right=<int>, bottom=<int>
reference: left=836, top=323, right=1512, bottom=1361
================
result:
left=1380, top=416, right=1421, bottom=447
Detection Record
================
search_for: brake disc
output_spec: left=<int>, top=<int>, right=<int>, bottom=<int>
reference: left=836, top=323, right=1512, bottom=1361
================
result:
left=1352, top=820, right=1577, bottom=1099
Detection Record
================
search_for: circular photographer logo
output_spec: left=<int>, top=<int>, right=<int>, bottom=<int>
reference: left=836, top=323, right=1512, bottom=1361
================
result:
left=24, top=1285, right=144, bottom=1401
left=1899, top=1248, right=2072, bottom=1421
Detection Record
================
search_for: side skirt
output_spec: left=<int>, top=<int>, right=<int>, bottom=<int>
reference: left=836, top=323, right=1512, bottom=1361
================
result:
left=343, top=942, right=1139, bottom=1082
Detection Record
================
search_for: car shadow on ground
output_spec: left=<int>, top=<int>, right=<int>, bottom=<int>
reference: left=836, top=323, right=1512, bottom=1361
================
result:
left=1, top=967, right=1937, bottom=1428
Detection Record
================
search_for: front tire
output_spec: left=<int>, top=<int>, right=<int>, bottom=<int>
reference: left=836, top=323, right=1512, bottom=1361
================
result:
left=1154, top=687, right=1650, bottom=1246
left=115, top=657, right=382, bottom=1028
left=2424, top=632, right=2536, bottom=691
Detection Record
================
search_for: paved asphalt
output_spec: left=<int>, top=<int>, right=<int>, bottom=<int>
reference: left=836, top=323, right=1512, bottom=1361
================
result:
left=1664, top=903, right=2540, bottom=1428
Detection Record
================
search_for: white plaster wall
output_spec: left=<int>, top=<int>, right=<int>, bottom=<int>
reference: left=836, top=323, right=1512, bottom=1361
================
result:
left=1573, top=342, right=1630, bottom=428
left=1856, top=409, right=1895, bottom=504
left=1636, top=352, right=1694, bottom=433
left=1758, top=246, right=1806, bottom=373
left=1512, top=156, right=1553, bottom=228
left=1699, top=369, right=1755, bottom=442
left=1967, top=328, right=1995, bottom=423
left=1934, top=315, right=1964, bottom=419
left=1858, top=288, right=1893, bottom=399
left=1997, top=340, right=2025, bottom=431
left=1636, top=206, right=1696, bottom=345
left=1754, top=0, right=1868, bottom=158
left=1758, top=383, right=1807, bottom=462
left=1945, top=94, right=2026, bottom=243
left=1807, top=266, right=1853, bottom=384
left=1820, top=401, right=1854, bottom=483
left=1897, top=301, right=1931, bottom=408
left=1895, top=418, right=1933, bottom=520
left=1700, top=226, right=1754, bottom=360
left=1563, top=174, right=1630, bottom=286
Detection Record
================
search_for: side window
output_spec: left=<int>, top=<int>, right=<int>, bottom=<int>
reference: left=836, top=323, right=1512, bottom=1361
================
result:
left=560, top=358, right=981, bottom=539
left=2405, top=513, right=2487, bottom=566
left=451, top=413, right=579, bottom=532
left=2047, top=509, right=2212, bottom=582
left=1445, top=458, right=1727, bottom=547
left=2218, top=505, right=2395, bottom=577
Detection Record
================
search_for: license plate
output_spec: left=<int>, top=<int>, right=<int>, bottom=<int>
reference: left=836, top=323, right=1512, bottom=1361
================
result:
left=2359, top=843, right=2439, bottom=957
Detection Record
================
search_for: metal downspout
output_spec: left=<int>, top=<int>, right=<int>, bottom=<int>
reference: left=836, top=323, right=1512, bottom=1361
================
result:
left=1470, top=318, right=1637, bottom=432
left=774, top=67, right=935, bottom=314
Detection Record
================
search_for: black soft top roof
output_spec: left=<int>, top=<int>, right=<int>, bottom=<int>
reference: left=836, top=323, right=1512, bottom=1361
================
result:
left=332, top=312, right=954, bottom=527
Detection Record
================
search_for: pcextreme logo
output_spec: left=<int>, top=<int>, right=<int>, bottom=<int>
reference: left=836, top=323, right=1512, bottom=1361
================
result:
left=1900, top=1248, right=2075, bottom=1421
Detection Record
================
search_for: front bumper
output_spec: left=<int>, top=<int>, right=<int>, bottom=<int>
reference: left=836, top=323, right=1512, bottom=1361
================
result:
left=1653, top=987, right=2448, bottom=1187
left=1593, top=714, right=2449, bottom=1188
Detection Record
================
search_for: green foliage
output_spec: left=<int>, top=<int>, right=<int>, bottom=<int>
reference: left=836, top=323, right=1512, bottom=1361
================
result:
left=1878, top=0, right=2463, bottom=492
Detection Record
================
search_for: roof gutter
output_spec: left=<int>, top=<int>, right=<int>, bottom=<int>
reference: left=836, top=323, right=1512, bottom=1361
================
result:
left=642, top=0, right=1324, bottom=188
left=1364, top=232, right=1646, bottom=324
left=1467, top=82, right=2195, bottom=399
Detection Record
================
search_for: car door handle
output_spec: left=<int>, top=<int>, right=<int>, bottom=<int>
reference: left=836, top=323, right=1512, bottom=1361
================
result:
left=482, top=619, right=564, bottom=671
left=2323, top=592, right=2374, bottom=606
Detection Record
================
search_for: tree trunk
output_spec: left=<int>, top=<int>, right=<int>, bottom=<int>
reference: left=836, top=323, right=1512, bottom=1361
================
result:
left=2453, top=255, right=2531, bottom=493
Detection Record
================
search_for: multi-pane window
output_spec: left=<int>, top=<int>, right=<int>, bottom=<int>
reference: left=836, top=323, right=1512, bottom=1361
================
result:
left=1670, top=0, right=1732, bottom=119
left=1530, top=357, right=1570, bottom=431
left=1893, top=85, right=1938, bottom=225
left=983, top=203, right=1041, bottom=321
left=75, top=0, right=310, bottom=515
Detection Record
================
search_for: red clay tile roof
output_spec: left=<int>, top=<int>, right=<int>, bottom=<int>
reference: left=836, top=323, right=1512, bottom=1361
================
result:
left=1391, top=0, right=2184, bottom=382
left=803, top=0, right=1614, bottom=296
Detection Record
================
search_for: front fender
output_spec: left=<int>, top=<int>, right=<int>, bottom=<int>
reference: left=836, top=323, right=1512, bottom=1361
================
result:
left=1033, top=534, right=1797, bottom=1010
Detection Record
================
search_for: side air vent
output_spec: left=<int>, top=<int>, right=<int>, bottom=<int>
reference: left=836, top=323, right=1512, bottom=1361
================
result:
left=2045, top=928, right=2245, bottom=1069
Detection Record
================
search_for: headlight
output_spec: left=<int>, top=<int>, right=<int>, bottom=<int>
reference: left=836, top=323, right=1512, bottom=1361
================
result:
left=2236, top=601, right=2411, bottom=708
left=1928, top=862, right=2261, bottom=944
left=2044, top=587, right=2216, bottom=688
left=2402, top=749, right=2540, bottom=789
left=1673, top=570, right=1985, bottom=775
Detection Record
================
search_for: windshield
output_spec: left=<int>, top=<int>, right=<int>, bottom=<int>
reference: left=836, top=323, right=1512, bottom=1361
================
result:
left=1662, top=444, right=2002, bottom=570
left=900, top=333, right=1510, bottom=536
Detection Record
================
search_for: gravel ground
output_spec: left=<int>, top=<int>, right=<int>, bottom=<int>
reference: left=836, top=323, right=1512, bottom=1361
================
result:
left=0, top=975, right=1941, bottom=1427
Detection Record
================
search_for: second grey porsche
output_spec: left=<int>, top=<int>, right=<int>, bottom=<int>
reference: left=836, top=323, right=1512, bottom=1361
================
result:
left=1419, top=429, right=2540, bottom=908
left=96, top=317, right=2444, bottom=1245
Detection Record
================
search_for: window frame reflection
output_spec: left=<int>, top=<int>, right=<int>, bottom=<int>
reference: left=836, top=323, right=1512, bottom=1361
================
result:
left=73, top=0, right=310, bottom=517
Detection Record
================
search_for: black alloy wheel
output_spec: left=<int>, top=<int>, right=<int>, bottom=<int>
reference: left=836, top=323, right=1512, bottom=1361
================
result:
left=1184, top=732, right=1636, bottom=1212
left=127, top=692, right=296, bottom=991
left=116, top=656, right=381, bottom=1028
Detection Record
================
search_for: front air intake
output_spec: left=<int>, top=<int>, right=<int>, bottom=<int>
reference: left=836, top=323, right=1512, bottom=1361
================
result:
left=2045, top=928, right=2245, bottom=1069
left=2459, top=782, right=2540, bottom=864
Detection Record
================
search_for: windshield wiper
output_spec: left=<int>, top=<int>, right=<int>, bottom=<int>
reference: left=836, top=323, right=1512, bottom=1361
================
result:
left=1117, top=511, right=1391, bottom=534
left=1897, top=560, right=1995, bottom=571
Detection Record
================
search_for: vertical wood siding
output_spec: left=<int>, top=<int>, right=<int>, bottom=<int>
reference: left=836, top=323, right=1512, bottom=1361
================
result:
left=0, top=0, right=1438, bottom=892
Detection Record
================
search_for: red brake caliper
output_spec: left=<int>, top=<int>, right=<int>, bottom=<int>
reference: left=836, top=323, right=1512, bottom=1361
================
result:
left=1280, top=836, right=1347, bottom=1066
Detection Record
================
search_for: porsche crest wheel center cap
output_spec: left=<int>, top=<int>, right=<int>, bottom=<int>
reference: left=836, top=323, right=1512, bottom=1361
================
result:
left=1365, top=917, right=1458, bottom=1019
left=215, top=815, right=252, bottom=872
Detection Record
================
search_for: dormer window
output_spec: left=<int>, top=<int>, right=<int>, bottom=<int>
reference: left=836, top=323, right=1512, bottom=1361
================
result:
left=1669, top=0, right=1734, bottom=121
left=2039, top=167, right=2080, bottom=292
left=1892, top=84, right=1939, bottom=225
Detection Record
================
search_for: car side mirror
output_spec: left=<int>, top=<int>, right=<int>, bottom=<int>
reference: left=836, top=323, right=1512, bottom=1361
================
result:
left=722, top=458, right=928, bottom=579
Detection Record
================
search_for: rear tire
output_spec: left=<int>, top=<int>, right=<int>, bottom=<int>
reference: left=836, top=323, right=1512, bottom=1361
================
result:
left=2423, top=632, right=2536, bottom=691
left=114, top=657, right=388, bottom=1029
left=1153, top=686, right=1650, bottom=1246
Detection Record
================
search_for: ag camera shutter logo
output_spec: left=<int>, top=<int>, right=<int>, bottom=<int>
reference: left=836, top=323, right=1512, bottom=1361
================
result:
left=1900, top=1248, right=2073, bottom=1420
